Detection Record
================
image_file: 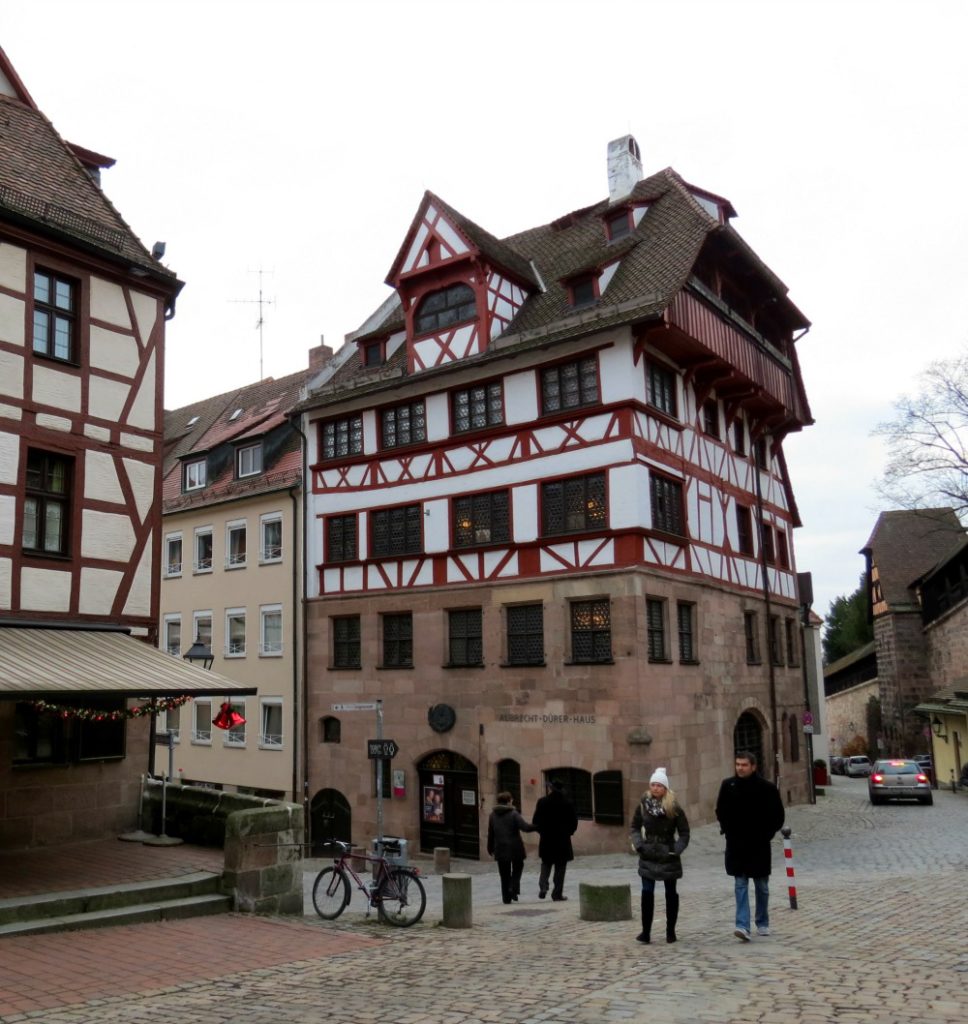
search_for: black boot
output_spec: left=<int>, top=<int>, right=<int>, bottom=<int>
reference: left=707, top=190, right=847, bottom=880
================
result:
left=637, top=892, right=654, bottom=943
left=666, top=892, right=679, bottom=943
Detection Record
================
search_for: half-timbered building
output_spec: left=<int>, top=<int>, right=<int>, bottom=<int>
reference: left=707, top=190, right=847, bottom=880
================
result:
left=300, top=136, right=813, bottom=857
left=0, top=47, right=244, bottom=849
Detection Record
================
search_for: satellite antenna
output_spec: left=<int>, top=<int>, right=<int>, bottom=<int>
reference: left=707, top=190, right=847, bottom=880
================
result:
left=230, top=269, right=274, bottom=379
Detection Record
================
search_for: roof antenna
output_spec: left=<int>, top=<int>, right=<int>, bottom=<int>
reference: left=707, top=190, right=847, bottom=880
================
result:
left=230, top=269, right=274, bottom=379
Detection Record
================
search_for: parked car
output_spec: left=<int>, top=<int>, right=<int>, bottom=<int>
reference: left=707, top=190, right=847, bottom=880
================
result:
left=869, top=759, right=933, bottom=805
left=913, top=753, right=933, bottom=771
left=845, top=756, right=872, bottom=777
left=830, top=756, right=846, bottom=775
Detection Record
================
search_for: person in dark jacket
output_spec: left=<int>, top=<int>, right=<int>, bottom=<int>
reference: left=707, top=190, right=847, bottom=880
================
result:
left=532, top=779, right=578, bottom=901
left=629, top=767, right=690, bottom=944
left=715, top=750, right=785, bottom=942
left=486, top=791, right=535, bottom=904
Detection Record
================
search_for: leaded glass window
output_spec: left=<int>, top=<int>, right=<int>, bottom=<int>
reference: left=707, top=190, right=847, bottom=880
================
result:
left=333, top=616, right=361, bottom=668
left=321, top=415, right=363, bottom=460
left=453, top=381, right=503, bottom=433
left=382, top=613, right=413, bottom=668
left=646, top=598, right=666, bottom=662
left=415, top=283, right=476, bottom=334
left=542, top=473, right=606, bottom=535
left=448, top=608, right=483, bottom=666
left=327, top=514, right=358, bottom=562
left=650, top=473, right=684, bottom=536
left=371, top=505, right=422, bottom=558
left=381, top=400, right=426, bottom=448
left=540, top=357, right=599, bottom=414
left=453, top=490, right=510, bottom=547
left=507, top=604, right=543, bottom=666
left=570, top=599, right=611, bottom=663
left=647, top=363, right=677, bottom=416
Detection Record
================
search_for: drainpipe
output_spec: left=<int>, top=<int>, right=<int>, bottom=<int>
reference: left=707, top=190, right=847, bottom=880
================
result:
left=753, top=438, right=780, bottom=787
left=288, top=482, right=300, bottom=806
left=288, top=413, right=311, bottom=839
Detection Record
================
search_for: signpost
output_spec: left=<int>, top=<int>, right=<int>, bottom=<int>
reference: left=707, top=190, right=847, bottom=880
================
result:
left=332, top=700, right=387, bottom=844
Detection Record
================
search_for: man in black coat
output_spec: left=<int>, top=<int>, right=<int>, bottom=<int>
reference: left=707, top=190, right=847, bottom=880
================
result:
left=715, top=750, right=785, bottom=942
left=532, top=779, right=578, bottom=901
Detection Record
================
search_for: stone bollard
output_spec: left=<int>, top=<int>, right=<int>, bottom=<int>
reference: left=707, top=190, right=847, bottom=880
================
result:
left=434, top=846, right=451, bottom=874
left=578, top=882, right=632, bottom=922
left=441, top=873, right=472, bottom=928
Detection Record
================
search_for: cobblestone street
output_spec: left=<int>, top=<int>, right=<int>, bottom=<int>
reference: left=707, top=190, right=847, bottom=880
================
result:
left=2, top=779, right=966, bottom=1023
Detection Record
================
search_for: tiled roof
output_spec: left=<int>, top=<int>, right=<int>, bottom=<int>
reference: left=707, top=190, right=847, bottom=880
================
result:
left=863, top=508, right=966, bottom=608
left=0, top=91, right=177, bottom=284
left=162, top=369, right=310, bottom=512
left=306, top=166, right=806, bottom=406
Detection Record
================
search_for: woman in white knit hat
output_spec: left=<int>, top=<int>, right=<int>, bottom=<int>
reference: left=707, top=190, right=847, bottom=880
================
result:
left=629, top=767, right=690, bottom=943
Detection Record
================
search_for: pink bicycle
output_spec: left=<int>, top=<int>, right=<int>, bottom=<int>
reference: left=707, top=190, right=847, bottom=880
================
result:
left=311, top=838, right=426, bottom=927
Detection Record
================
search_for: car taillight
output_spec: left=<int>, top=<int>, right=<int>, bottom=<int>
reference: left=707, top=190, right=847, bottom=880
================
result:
left=871, top=773, right=884, bottom=783
left=916, top=774, right=928, bottom=783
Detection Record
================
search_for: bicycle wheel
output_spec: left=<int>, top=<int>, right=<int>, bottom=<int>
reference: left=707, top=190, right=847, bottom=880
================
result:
left=377, top=867, right=426, bottom=927
left=312, top=867, right=350, bottom=920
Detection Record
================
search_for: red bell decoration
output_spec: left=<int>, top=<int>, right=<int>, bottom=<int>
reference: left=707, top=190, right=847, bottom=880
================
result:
left=213, top=702, right=245, bottom=730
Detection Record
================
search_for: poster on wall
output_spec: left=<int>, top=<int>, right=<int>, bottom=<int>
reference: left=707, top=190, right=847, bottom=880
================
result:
left=392, top=769, right=406, bottom=798
left=461, top=789, right=476, bottom=806
left=423, top=785, right=444, bottom=823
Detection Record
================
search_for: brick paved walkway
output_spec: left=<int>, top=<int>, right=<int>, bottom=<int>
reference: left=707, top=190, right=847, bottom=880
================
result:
left=1, top=778, right=966, bottom=1023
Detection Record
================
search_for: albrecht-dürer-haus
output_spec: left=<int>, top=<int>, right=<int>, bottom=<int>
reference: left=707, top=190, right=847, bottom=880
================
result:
left=299, top=137, right=813, bottom=858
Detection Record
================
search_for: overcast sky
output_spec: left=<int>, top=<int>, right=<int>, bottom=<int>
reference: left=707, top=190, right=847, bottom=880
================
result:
left=5, top=0, right=967, bottom=622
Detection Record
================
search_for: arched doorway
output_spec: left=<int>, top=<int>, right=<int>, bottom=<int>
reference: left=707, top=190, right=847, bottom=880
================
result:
left=417, top=750, right=479, bottom=859
left=309, top=788, right=352, bottom=854
left=733, top=712, right=765, bottom=772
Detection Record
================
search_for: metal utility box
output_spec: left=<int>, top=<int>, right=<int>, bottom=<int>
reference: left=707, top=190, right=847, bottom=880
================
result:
left=372, top=836, right=408, bottom=867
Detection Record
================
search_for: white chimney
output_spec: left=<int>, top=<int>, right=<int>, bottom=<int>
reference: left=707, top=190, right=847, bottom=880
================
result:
left=607, top=135, right=642, bottom=204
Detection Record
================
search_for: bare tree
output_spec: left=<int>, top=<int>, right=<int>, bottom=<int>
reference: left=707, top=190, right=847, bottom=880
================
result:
left=874, top=350, right=968, bottom=518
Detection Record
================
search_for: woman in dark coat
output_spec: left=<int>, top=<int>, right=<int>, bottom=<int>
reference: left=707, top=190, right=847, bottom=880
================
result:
left=487, top=791, right=535, bottom=904
left=629, top=767, right=690, bottom=944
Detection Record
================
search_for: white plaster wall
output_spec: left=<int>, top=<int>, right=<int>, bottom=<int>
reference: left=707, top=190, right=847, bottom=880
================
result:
left=85, top=450, right=125, bottom=503
left=21, top=567, right=71, bottom=611
left=0, top=557, right=10, bottom=609
left=0, top=403, right=21, bottom=422
left=362, top=410, right=377, bottom=454
left=0, top=350, right=24, bottom=398
left=512, top=484, right=538, bottom=542
left=423, top=498, right=448, bottom=552
left=126, top=352, right=156, bottom=429
left=435, top=217, right=469, bottom=256
left=599, top=335, right=634, bottom=404
left=33, top=365, right=81, bottom=413
left=504, top=369, right=538, bottom=425
left=123, top=458, right=156, bottom=523
left=35, top=414, right=71, bottom=432
left=0, top=242, right=26, bottom=290
left=425, top=392, right=449, bottom=442
left=89, top=277, right=131, bottom=328
left=90, top=325, right=140, bottom=378
left=0, top=293, right=25, bottom=346
left=0, top=431, right=19, bottom=484
left=85, top=424, right=111, bottom=443
left=79, top=566, right=122, bottom=614
left=120, top=432, right=154, bottom=453
left=386, top=330, right=406, bottom=360
left=122, top=541, right=153, bottom=617
left=608, top=463, right=644, bottom=530
left=89, top=375, right=129, bottom=423
left=81, top=509, right=136, bottom=562
left=0, top=494, right=15, bottom=544
left=130, top=290, right=159, bottom=344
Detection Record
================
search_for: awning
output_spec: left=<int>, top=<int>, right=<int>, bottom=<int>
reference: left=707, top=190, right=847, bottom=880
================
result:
left=0, top=628, right=256, bottom=698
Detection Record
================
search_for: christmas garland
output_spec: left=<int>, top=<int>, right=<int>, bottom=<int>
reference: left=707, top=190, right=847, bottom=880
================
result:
left=30, top=694, right=194, bottom=721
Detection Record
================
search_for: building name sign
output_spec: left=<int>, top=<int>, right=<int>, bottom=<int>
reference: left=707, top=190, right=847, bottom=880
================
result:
left=498, top=713, right=597, bottom=725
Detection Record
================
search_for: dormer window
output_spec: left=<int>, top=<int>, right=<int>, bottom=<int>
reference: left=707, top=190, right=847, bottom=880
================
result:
left=237, top=443, right=263, bottom=478
left=606, top=210, right=631, bottom=242
left=414, top=283, right=476, bottom=335
left=184, top=459, right=206, bottom=491
left=362, top=340, right=385, bottom=367
left=568, top=274, right=597, bottom=307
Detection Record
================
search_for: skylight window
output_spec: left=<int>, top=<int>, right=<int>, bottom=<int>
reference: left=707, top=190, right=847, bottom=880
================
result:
left=186, top=415, right=199, bottom=427
left=229, top=408, right=243, bottom=421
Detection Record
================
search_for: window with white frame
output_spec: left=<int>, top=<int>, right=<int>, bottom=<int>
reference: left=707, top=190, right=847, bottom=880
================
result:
left=236, top=442, right=262, bottom=478
left=260, top=699, right=283, bottom=748
left=161, top=704, right=181, bottom=743
left=261, top=513, right=282, bottom=562
left=164, top=533, right=183, bottom=577
left=260, top=605, right=283, bottom=656
left=183, top=458, right=206, bottom=492
left=226, top=520, right=247, bottom=568
left=193, top=610, right=213, bottom=649
left=192, top=699, right=212, bottom=744
left=162, top=614, right=181, bottom=657
left=223, top=699, right=246, bottom=746
left=194, top=527, right=213, bottom=572
left=225, top=608, right=246, bottom=656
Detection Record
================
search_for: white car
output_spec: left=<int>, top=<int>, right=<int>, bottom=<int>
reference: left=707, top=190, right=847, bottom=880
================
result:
left=845, top=756, right=872, bottom=777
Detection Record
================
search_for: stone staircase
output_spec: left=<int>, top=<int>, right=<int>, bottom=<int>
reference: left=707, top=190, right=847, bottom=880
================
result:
left=0, top=871, right=231, bottom=937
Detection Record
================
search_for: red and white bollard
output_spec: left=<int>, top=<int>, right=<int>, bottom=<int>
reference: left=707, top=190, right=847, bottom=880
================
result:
left=780, top=825, right=797, bottom=909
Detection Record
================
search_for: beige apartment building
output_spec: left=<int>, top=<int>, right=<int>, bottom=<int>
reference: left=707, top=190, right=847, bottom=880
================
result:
left=159, top=354, right=327, bottom=800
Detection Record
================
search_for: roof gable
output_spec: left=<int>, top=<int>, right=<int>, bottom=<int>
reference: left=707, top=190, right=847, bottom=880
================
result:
left=388, top=192, right=475, bottom=284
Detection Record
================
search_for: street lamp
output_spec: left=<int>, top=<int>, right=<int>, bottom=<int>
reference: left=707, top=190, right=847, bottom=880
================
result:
left=182, top=641, right=214, bottom=671
left=932, top=716, right=948, bottom=742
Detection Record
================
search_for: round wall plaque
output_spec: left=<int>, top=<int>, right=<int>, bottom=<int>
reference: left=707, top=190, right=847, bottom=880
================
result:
left=428, top=703, right=456, bottom=733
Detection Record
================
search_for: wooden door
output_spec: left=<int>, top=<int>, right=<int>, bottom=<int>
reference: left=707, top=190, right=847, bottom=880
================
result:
left=418, top=750, right=479, bottom=860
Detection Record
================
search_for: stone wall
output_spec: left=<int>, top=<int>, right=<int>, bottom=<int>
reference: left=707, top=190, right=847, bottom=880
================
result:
left=143, top=782, right=286, bottom=847
left=222, top=804, right=305, bottom=914
left=874, top=611, right=932, bottom=750
left=925, top=599, right=968, bottom=687
left=826, top=680, right=879, bottom=757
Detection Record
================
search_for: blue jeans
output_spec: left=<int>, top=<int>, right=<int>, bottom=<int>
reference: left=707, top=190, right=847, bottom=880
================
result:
left=734, top=875, right=769, bottom=932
